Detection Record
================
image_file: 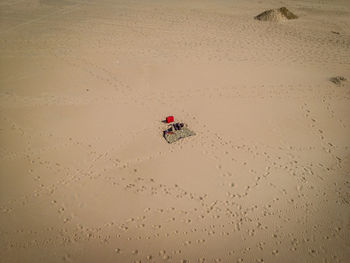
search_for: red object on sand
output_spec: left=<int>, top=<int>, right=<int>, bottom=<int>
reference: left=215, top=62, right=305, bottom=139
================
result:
left=166, top=116, right=174, bottom=123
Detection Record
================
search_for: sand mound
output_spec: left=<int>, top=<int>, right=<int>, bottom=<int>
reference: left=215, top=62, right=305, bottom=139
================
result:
left=330, top=76, right=347, bottom=86
left=255, top=7, right=298, bottom=22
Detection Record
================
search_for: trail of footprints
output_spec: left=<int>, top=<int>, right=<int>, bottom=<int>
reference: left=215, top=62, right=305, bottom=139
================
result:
left=3, top=95, right=347, bottom=260
left=300, top=102, right=344, bottom=168
left=2, top=127, right=330, bottom=262
left=1, top=91, right=347, bottom=262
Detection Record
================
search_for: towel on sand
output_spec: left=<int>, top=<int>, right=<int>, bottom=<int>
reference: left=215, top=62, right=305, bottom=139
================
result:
left=163, top=123, right=195, bottom=144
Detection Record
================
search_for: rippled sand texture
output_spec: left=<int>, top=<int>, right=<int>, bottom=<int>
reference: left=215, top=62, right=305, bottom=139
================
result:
left=1, top=0, right=350, bottom=262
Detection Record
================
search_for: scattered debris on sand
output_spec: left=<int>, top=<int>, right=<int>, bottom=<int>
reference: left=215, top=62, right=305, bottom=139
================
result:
left=163, top=122, right=195, bottom=144
left=330, top=76, right=347, bottom=86
left=255, top=7, right=298, bottom=22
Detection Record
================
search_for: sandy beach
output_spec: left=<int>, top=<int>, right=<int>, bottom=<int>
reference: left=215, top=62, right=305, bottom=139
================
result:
left=0, top=0, right=349, bottom=262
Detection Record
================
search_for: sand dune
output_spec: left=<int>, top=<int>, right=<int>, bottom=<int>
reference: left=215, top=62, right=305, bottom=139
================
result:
left=0, top=0, right=349, bottom=262
left=255, top=7, right=298, bottom=22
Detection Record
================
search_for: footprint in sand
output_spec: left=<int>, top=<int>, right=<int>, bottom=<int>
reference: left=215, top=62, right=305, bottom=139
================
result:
left=162, top=255, right=170, bottom=260
left=184, top=240, right=192, bottom=246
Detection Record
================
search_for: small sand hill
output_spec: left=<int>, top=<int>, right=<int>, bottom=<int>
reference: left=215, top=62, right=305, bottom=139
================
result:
left=255, top=7, right=298, bottom=22
left=330, top=76, right=347, bottom=86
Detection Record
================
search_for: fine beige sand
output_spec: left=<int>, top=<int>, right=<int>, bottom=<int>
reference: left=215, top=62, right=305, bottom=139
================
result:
left=1, top=0, right=350, bottom=262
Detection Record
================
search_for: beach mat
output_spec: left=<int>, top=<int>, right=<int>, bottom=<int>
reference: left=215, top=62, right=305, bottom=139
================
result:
left=163, top=124, right=195, bottom=144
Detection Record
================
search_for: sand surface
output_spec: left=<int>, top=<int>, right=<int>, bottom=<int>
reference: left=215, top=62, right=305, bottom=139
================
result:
left=1, top=0, right=350, bottom=262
